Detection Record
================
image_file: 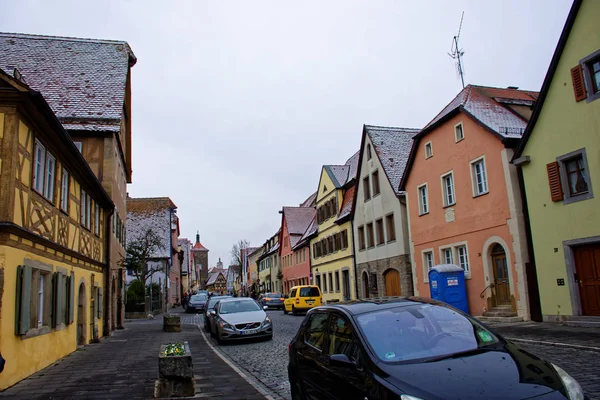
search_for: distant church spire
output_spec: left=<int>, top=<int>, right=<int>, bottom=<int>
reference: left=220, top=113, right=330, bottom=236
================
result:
left=196, top=231, right=200, bottom=243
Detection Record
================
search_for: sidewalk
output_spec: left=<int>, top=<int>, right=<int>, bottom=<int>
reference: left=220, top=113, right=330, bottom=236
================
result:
left=0, top=312, right=267, bottom=400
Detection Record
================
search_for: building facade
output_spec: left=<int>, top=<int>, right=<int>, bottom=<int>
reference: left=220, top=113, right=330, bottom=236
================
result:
left=190, top=233, right=209, bottom=291
left=0, top=33, right=137, bottom=332
left=310, top=152, right=359, bottom=302
left=513, top=0, right=600, bottom=320
left=258, top=232, right=280, bottom=293
left=178, top=238, right=192, bottom=294
left=353, top=126, right=418, bottom=298
left=280, top=206, right=316, bottom=293
left=401, top=85, right=538, bottom=320
left=0, top=70, right=114, bottom=388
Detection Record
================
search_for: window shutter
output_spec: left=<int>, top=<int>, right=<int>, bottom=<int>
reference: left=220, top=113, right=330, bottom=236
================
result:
left=570, top=65, right=586, bottom=102
left=98, top=289, right=103, bottom=319
left=15, top=265, right=32, bottom=335
left=546, top=161, right=563, bottom=202
left=68, top=272, right=75, bottom=324
left=53, top=273, right=64, bottom=326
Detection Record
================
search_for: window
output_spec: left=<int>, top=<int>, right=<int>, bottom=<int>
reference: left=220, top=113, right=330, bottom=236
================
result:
left=315, top=275, right=321, bottom=291
left=457, top=245, right=470, bottom=273
left=329, top=314, right=359, bottom=362
left=442, top=172, right=456, bottom=206
left=578, top=50, right=600, bottom=102
left=60, top=169, right=69, bottom=212
left=386, top=214, right=396, bottom=242
left=94, top=203, right=100, bottom=236
left=367, top=144, right=372, bottom=160
left=73, top=141, right=83, bottom=153
left=366, top=223, right=374, bottom=248
left=304, top=312, right=328, bottom=351
left=425, top=141, right=433, bottom=159
left=363, top=176, right=371, bottom=201
left=418, top=184, right=429, bottom=215
left=358, top=226, right=365, bottom=250
left=372, top=170, right=380, bottom=196
left=335, top=271, right=340, bottom=292
left=38, top=274, right=44, bottom=328
left=323, top=274, right=328, bottom=293
left=328, top=273, right=333, bottom=292
left=375, top=219, right=384, bottom=245
left=471, top=158, right=488, bottom=196
left=442, top=248, right=454, bottom=264
left=44, top=154, right=56, bottom=201
left=423, top=251, right=434, bottom=272
left=341, top=230, right=348, bottom=249
left=589, top=57, right=600, bottom=94
left=86, top=195, right=92, bottom=230
left=33, top=140, right=46, bottom=193
left=557, top=148, right=594, bottom=204
left=454, top=122, right=464, bottom=142
left=81, top=189, right=87, bottom=227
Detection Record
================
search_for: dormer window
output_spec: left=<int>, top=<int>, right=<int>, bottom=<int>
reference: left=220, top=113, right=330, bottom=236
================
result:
left=367, top=144, right=372, bottom=160
left=454, top=122, right=464, bottom=142
left=425, top=141, right=433, bottom=159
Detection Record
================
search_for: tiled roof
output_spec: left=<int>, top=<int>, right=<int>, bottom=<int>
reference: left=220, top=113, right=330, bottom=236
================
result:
left=325, top=165, right=350, bottom=188
left=284, top=207, right=316, bottom=235
left=191, top=241, right=209, bottom=252
left=423, top=85, right=539, bottom=138
left=293, top=215, right=317, bottom=250
left=126, top=197, right=177, bottom=259
left=0, top=32, right=136, bottom=132
left=206, top=271, right=225, bottom=286
left=366, top=125, right=419, bottom=196
left=336, top=185, right=356, bottom=221
left=344, top=151, right=360, bottom=184
left=299, top=192, right=317, bottom=207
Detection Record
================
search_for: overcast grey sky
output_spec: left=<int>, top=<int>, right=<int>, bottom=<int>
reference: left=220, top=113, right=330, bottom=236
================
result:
left=1, top=0, right=572, bottom=266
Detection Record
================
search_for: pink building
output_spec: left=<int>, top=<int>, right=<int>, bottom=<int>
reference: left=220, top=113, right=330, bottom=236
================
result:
left=280, top=206, right=316, bottom=293
left=401, top=85, right=540, bottom=320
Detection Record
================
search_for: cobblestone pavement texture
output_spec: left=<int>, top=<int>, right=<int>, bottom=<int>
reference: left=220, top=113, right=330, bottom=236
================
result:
left=0, top=309, right=266, bottom=400
left=188, top=310, right=600, bottom=400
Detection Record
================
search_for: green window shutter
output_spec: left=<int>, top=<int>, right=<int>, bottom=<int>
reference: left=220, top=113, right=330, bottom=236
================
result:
left=98, top=289, right=103, bottom=319
left=68, top=272, right=75, bottom=324
left=15, top=265, right=32, bottom=335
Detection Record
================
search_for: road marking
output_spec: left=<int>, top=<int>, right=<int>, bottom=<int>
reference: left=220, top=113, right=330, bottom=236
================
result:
left=507, top=337, right=600, bottom=352
left=196, top=324, right=278, bottom=400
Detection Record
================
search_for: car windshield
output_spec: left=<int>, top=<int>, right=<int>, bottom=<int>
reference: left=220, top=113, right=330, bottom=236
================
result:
left=219, top=300, right=262, bottom=314
left=265, top=293, right=282, bottom=298
left=356, top=303, right=500, bottom=363
left=299, top=287, right=319, bottom=297
left=191, top=294, right=207, bottom=302
left=207, top=296, right=229, bottom=310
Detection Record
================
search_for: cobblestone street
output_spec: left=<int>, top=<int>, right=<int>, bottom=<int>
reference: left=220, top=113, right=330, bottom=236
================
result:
left=185, top=310, right=600, bottom=400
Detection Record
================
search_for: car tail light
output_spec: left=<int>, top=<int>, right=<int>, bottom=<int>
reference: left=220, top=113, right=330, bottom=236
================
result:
left=280, top=298, right=284, bottom=301
left=295, top=298, right=300, bottom=304
left=265, top=298, right=271, bottom=301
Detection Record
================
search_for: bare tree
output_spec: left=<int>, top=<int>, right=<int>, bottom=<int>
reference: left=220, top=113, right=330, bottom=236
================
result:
left=121, top=228, right=165, bottom=283
left=230, top=239, right=250, bottom=268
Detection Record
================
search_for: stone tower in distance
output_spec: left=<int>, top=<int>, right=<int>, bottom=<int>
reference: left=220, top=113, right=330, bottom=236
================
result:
left=191, top=232, right=209, bottom=290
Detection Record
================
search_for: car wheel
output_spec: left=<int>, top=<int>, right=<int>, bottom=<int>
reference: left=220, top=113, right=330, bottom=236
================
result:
left=292, top=305, right=298, bottom=316
left=290, top=376, right=306, bottom=400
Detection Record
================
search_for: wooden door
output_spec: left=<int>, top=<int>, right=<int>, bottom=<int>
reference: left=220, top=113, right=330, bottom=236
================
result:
left=574, top=245, right=600, bottom=316
left=493, top=254, right=511, bottom=305
left=384, top=270, right=401, bottom=297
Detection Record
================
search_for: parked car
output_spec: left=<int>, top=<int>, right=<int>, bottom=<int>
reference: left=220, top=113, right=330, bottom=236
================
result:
left=259, top=293, right=285, bottom=309
left=204, top=295, right=231, bottom=332
left=185, top=293, right=208, bottom=313
left=288, top=297, right=587, bottom=400
left=209, top=298, right=273, bottom=344
left=284, top=285, right=322, bottom=315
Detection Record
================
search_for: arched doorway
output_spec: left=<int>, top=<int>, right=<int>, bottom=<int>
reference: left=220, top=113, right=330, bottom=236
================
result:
left=384, top=269, right=401, bottom=296
left=77, top=282, right=87, bottom=346
left=491, top=244, right=511, bottom=306
left=362, top=271, right=369, bottom=298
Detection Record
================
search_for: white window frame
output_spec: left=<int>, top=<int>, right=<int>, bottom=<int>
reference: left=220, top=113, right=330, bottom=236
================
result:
left=422, top=249, right=434, bottom=283
left=81, top=189, right=87, bottom=228
left=38, top=274, right=44, bottom=328
left=557, top=148, right=594, bottom=204
left=94, top=203, right=100, bottom=236
left=417, top=183, right=429, bottom=215
left=60, top=168, right=69, bottom=212
left=33, top=140, right=46, bottom=193
left=441, top=171, right=456, bottom=207
left=440, top=246, right=454, bottom=265
left=456, top=244, right=470, bottom=275
left=44, top=153, right=56, bottom=202
left=86, top=195, right=92, bottom=230
left=454, top=122, right=465, bottom=142
left=470, top=156, right=489, bottom=197
left=424, top=141, right=433, bottom=159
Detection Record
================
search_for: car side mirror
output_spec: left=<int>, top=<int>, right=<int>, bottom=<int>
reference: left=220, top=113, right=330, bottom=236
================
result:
left=210, top=310, right=216, bottom=316
left=329, top=354, right=356, bottom=368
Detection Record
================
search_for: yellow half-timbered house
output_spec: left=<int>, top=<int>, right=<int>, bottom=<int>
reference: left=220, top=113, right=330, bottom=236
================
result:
left=0, top=69, right=114, bottom=389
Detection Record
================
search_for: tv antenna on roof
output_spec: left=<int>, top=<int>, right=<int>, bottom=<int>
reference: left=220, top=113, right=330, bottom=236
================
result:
left=448, top=12, right=466, bottom=88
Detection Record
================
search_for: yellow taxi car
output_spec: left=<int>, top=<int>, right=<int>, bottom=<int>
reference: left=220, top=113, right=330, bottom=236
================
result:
left=283, top=285, right=322, bottom=315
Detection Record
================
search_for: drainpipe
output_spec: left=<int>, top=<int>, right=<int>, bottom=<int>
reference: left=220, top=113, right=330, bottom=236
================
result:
left=350, top=219, right=359, bottom=300
left=104, top=207, right=114, bottom=337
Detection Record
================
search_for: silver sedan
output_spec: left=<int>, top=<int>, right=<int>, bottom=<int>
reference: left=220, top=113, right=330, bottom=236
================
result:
left=209, top=298, right=273, bottom=344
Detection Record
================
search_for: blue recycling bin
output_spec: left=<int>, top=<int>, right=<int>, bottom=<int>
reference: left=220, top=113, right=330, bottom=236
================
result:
left=428, top=264, right=469, bottom=314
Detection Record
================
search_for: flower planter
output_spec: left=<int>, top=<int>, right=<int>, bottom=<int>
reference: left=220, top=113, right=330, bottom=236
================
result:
left=163, top=314, right=181, bottom=332
left=155, top=341, right=194, bottom=398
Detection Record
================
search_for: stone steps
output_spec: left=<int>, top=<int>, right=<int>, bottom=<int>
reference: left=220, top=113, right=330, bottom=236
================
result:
left=476, top=315, right=524, bottom=323
left=482, top=306, right=518, bottom=318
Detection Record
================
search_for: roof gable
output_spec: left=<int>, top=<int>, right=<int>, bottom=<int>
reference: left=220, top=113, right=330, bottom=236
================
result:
left=316, top=167, right=336, bottom=202
left=0, top=32, right=136, bottom=133
left=283, top=207, right=317, bottom=236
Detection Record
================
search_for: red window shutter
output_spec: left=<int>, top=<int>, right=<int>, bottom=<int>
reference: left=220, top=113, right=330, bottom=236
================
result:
left=546, top=162, right=563, bottom=202
left=570, top=65, right=586, bottom=102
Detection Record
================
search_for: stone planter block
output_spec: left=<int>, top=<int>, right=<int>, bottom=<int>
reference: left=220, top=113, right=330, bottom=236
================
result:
left=155, top=342, right=194, bottom=398
left=163, top=314, right=181, bottom=332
